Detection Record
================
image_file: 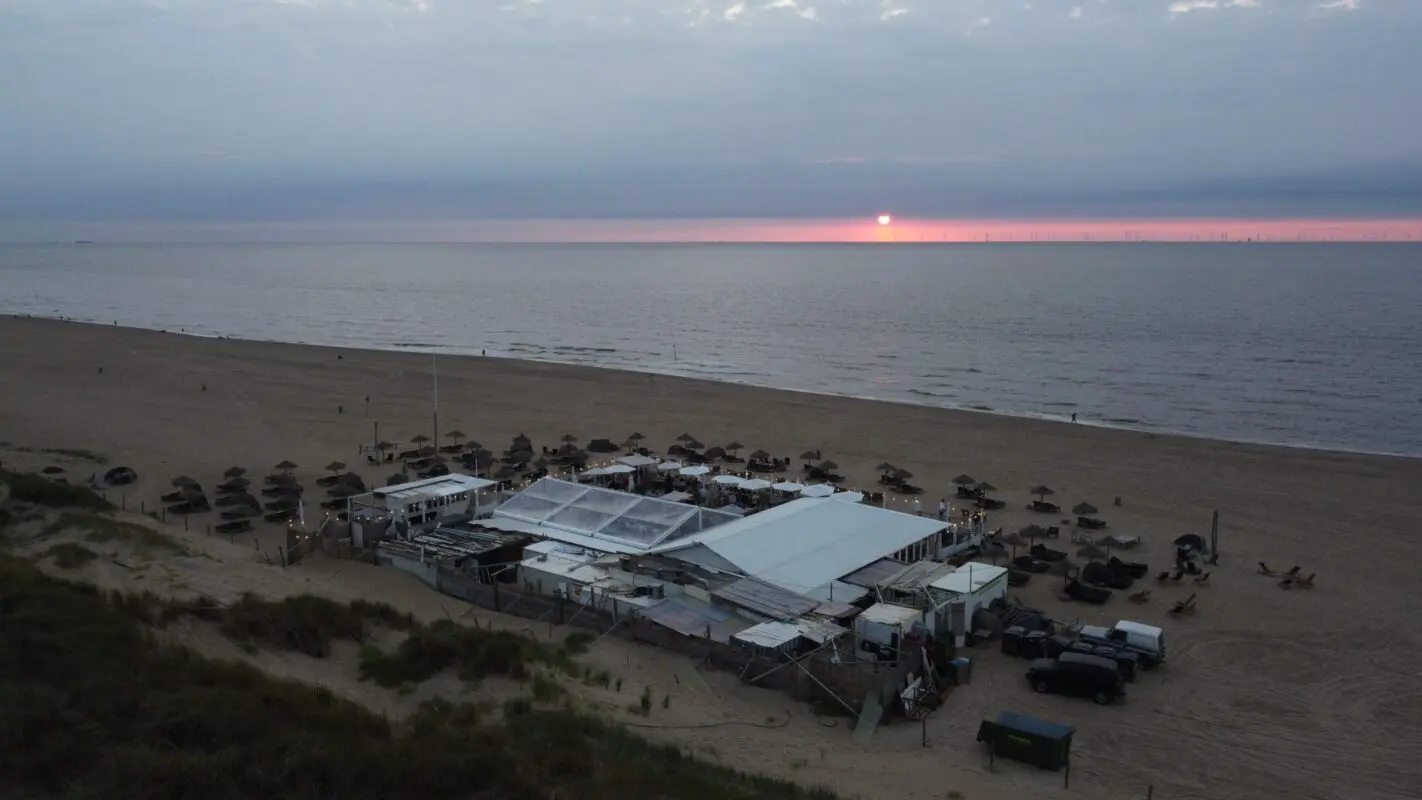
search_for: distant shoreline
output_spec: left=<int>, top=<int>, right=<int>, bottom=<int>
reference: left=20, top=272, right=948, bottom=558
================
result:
left=8, top=311, right=1417, bottom=462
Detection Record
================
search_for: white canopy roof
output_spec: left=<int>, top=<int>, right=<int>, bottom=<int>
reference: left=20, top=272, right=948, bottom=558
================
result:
left=713, top=475, right=744, bottom=486
left=680, top=465, right=711, bottom=477
left=800, top=484, right=834, bottom=498
left=833, top=491, right=865, bottom=503
left=771, top=481, right=804, bottom=492
left=658, top=461, right=683, bottom=472
left=650, top=497, right=946, bottom=598
left=617, top=455, right=658, bottom=467
left=604, top=464, right=635, bottom=474
left=929, top=562, right=1009, bottom=596
left=740, top=478, right=772, bottom=491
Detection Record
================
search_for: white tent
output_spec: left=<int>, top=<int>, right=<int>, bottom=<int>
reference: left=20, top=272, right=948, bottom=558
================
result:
left=740, top=478, right=772, bottom=491
left=771, top=481, right=805, bottom=493
left=658, top=461, right=684, bottom=472
left=833, top=491, right=865, bottom=503
left=617, top=454, right=658, bottom=468
left=680, top=465, right=711, bottom=477
left=800, top=484, right=834, bottom=498
left=604, top=464, right=635, bottom=475
left=713, top=475, right=744, bottom=486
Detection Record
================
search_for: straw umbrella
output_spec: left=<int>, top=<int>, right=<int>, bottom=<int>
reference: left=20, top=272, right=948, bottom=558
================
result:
left=683, top=439, right=704, bottom=451
left=1072, top=502, right=1099, bottom=516
left=1077, top=544, right=1107, bottom=561
left=533, top=456, right=549, bottom=471
left=410, top=434, right=430, bottom=447
left=1030, top=485, right=1055, bottom=501
left=623, top=438, right=640, bottom=453
left=1019, top=524, right=1048, bottom=540
left=998, top=532, right=1026, bottom=556
left=800, top=450, right=821, bottom=463
left=893, top=468, right=915, bottom=482
left=445, top=430, right=467, bottom=448
left=724, top=442, right=744, bottom=455
left=749, top=449, right=770, bottom=461
left=1048, top=559, right=1077, bottom=578
left=171, top=475, right=198, bottom=487
left=513, top=432, right=532, bottom=447
left=222, top=466, right=246, bottom=479
left=561, top=434, right=578, bottom=444
left=676, top=433, right=695, bottom=444
left=975, top=481, right=997, bottom=493
left=703, top=446, right=726, bottom=460
left=375, top=440, right=396, bottom=456
left=952, top=474, right=976, bottom=487
left=324, top=461, right=347, bottom=477
left=875, top=462, right=897, bottom=474
left=274, top=460, right=297, bottom=474
left=387, top=472, right=409, bottom=486
left=818, top=460, right=840, bottom=472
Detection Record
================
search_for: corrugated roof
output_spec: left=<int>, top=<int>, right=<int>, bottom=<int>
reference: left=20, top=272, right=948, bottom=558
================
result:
left=711, top=576, right=819, bottom=621
left=378, top=525, right=527, bottom=564
left=840, top=557, right=910, bottom=589
left=733, top=621, right=802, bottom=649
left=883, top=560, right=958, bottom=594
left=859, top=602, right=925, bottom=626
left=650, top=497, right=945, bottom=598
left=639, top=597, right=747, bottom=643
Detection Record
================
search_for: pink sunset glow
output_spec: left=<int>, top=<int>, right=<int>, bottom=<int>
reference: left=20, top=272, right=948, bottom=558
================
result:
left=393, top=217, right=1422, bottom=243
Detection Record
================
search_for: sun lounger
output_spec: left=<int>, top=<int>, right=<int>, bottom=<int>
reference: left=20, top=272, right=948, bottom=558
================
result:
left=1128, top=589, right=1151, bottom=604
left=1296, top=573, right=1316, bottom=588
left=1007, top=569, right=1032, bottom=587
left=264, top=510, right=296, bottom=523
left=1168, top=594, right=1197, bottom=615
left=214, top=519, right=252, bottom=535
left=261, top=485, right=302, bottom=497
left=1012, top=556, right=1051, bottom=574
left=1029, top=543, right=1068, bottom=562
left=1108, top=556, right=1148, bottom=580
left=1064, top=580, right=1112, bottom=605
left=1077, top=516, right=1107, bottom=529
left=890, top=484, right=925, bottom=495
left=1028, top=500, right=1061, bottom=514
left=974, top=497, right=1006, bottom=510
left=1083, top=561, right=1133, bottom=590
left=1192, top=572, right=1211, bottom=586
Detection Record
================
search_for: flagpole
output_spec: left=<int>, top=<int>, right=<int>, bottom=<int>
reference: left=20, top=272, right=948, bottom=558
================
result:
left=432, top=352, right=439, bottom=451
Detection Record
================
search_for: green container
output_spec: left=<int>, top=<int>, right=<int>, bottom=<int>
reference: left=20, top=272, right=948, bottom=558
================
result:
left=976, top=711, right=1074, bottom=771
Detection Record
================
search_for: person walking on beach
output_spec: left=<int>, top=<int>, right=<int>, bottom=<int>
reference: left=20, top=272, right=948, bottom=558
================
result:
left=913, top=498, right=922, bottom=516
left=1072, top=413, right=1077, bottom=423
left=938, top=499, right=947, bottom=521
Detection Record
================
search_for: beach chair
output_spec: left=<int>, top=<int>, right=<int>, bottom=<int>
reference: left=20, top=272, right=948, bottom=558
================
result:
left=1296, top=573, right=1316, bottom=589
left=1277, top=577, right=1295, bottom=589
left=1285, top=565, right=1301, bottom=577
left=1128, top=589, right=1151, bottom=604
left=1155, top=570, right=1172, bottom=582
left=1168, top=594, right=1197, bottom=615
left=1258, top=561, right=1276, bottom=576
left=1192, top=572, right=1211, bottom=586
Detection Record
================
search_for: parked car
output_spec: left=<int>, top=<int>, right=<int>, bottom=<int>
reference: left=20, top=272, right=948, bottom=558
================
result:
left=1077, top=620, right=1166, bottom=669
left=1026, top=652, right=1126, bottom=705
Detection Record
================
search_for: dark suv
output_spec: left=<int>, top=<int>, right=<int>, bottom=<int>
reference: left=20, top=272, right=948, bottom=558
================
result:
left=1026, top=652, right=1125, bottom=705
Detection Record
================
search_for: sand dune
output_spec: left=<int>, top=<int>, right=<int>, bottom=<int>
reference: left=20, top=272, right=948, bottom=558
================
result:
left=3, top=314, right=1421, bottom=800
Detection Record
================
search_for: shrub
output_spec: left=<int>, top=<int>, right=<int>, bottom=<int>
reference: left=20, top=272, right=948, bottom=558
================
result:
left=45, top=541, right=98, bottom=569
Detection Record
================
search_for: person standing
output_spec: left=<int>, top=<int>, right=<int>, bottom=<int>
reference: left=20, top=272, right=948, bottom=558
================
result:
left=938, top=498, right=948, bottom=521
left=913, top=498, right=922, bottom=516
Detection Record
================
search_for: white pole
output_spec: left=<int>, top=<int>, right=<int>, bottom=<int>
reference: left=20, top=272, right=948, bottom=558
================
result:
left=432, top=351, right=439, bottom=450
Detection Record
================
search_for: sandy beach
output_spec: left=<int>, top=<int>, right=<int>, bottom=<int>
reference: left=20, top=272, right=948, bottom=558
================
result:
left=3, top=314, right=1421, bottom=800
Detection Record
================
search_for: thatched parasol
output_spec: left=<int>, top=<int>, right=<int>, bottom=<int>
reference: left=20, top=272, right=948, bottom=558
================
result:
left=999, top=532, right=1026, bottom=548
left=683, top=439, right=704, bottom=450
left=1019, top=524, right=1048, bottom=540
left=975, top=481, right=997, bottom=493
left=952, top=474, right=976, bottom=486
left=703, top=446, right=726, bottom=460
left=724, top=442, right=744, bottom=453
left=676, top=433, right=695, bottom=443
left=445, top=430, right=466, bottom=445
left=222, top=466, right=246, bottom=478
left=375, top=441, right=396, bottom=452
left=41, top=466, right=65, bottom=475
left=818, top=460, right=840, bottom=471
left=628, top=432, right=645, bottom=442
left=494, top=466, right=519, bottom=480
left=218, top=477, right=250, bottom=490
left=875, top=462, right=897, bottom=473
left=533, top=457, right=549, bottom=470
left=1048, top=559, right=1077, bottom=577
left=893, top=468, right=915, bottom=480
left=1072, top=502, right=1099, bottom=516
left=622, top=438, right=640, bottom=451
left=416, top=446, right=437, bottom=458
left=171, top=475, right=198, bottom=487
left=1076, top=544, right=1106, bottom=561
left=387, top=472, right=409, bottom=485
left=560, top=433, right=578, bottom=443
left=1030, top=485, right=1054, bottom=499
left=749, top=449, right=770, bottom=461
left=799, top=450, right=821, bottom=461
left=324, top=461, right=347, bottom=474
left=513, top=432, right=531, bottom=446
left=410, top=434, right=430, bottom=445
left=274, top=460, right=297, bottom=473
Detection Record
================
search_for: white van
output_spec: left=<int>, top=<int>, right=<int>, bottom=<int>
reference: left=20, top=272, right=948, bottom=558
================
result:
left=1078, top=620, right=1166, bottom=669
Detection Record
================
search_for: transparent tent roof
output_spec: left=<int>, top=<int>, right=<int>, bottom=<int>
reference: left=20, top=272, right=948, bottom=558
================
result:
left=494, top=478, right=739, bottom=549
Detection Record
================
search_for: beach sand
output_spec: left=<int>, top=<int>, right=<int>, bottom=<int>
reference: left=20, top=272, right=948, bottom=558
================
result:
left=3, top=314, right=1421, bottom=800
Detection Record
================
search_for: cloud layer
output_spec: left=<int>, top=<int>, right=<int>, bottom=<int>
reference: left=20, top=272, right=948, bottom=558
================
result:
left=1, top=0, right=1418, bottom=223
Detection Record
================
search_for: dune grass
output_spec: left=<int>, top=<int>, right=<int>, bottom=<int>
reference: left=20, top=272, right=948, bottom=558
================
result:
left=43, top=541, right=99, bottom=569
left=40, top=510, right=188, bottom=555
left=0, top=469, right=113, bottom=510
left=0, top=555, right=838, bottom=800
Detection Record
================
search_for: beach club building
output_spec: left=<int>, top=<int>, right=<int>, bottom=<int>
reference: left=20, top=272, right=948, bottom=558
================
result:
left=346, top=474, right=502, bottom=543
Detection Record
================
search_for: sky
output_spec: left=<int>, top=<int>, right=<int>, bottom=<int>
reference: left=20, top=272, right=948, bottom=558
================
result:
left=2, top=0, right=1421, bottom=241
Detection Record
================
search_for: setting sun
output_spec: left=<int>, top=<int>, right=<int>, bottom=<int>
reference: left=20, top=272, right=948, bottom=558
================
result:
left=877, top=214, right=893, bottom=226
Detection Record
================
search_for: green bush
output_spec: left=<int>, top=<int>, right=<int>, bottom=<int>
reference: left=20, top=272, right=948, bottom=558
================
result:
left=44, top=541, right=98, bottom=569
left=0, top=470, right=112, bottom=510
left=0, top=555, right=842, bottom=799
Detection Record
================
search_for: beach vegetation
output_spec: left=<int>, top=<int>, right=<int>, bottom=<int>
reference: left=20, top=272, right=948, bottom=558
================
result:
left=44, top=511, right=187, bottom=555
left=0, top=555, right=840, bottom=800
left=44, top=541, right=98, bottom=568
left=0, top=444, right=108, bottom=464
left=0, top=469, right=112, bottom=510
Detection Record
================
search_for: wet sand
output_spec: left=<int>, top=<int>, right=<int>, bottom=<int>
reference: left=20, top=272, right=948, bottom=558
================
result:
left=3, top=314, right=1421, bottom=800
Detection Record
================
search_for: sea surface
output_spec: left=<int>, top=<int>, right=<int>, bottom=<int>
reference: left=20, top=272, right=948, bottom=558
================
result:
left=2, top=242, right=1420, bottom=457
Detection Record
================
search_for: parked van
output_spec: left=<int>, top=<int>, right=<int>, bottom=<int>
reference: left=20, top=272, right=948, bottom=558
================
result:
left=1026, top=652, right=1125, bottom=705
left=1077, top=620, right=1166, bottom=669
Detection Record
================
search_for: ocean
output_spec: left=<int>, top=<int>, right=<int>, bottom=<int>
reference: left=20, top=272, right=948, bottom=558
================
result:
left=2, top=242, right=1419, bottom=457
